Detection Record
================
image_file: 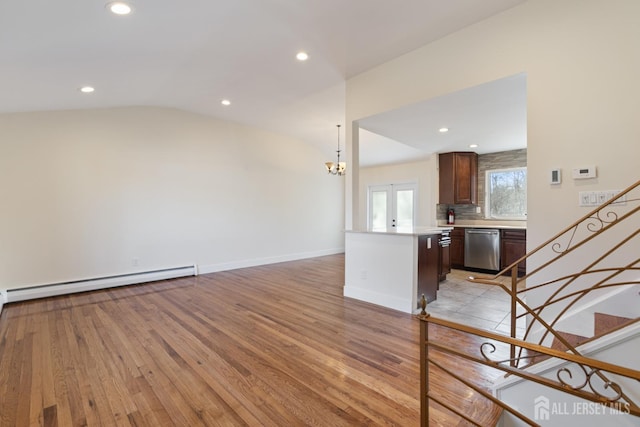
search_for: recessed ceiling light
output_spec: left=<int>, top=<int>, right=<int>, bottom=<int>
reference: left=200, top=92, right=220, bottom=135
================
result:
left=469, top=144, right=479, bottom=148
left=80, top=86, right=95, bottom=93
left=439, top=127, right=449, bottom=133
left=221, top=99, right=231, bottom=106
left=296, top=52, right=309, bottom=61
left=107, top=2, right=132, bottom=15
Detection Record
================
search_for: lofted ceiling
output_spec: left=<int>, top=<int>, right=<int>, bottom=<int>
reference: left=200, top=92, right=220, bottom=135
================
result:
left=0, top=0, right=527, bottom=160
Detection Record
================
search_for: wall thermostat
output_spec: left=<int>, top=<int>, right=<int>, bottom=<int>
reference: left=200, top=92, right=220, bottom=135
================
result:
left=550, top=168, right=562, bottom=184
left=572, top=166, right=597, bottom=179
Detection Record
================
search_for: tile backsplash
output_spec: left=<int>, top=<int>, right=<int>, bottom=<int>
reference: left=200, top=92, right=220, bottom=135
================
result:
left=437, top=148, right=527, bottom=222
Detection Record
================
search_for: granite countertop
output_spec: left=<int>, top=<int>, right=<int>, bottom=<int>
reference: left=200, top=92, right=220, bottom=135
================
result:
left=345, top=226, right=452, bottom=236
left=437, top=221, right=526, bottom=230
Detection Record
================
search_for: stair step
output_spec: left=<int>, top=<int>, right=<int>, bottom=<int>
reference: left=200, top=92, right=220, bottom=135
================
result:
left=594, top=312, right=634, bottom=336
left=551, top=331, right=589, bottom=351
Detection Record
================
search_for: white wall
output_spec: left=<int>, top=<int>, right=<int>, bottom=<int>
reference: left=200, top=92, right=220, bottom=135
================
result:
left=0, top=107, right=345, bottom=290
left=345, top=0, right=640, bottom=315
left=358, top=158, right=438, bottom=228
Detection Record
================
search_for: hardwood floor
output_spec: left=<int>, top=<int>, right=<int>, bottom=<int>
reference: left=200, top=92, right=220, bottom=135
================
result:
left=0, top=254, right=504, bottom=426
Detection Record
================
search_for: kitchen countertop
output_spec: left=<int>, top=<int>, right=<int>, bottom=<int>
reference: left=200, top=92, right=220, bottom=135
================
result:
left=437, top=221, right=526, bottom=230
left=345, top=226, right=452, bottom=236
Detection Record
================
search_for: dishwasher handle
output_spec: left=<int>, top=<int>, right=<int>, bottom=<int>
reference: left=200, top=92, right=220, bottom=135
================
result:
left=466, top=229, right=499, bottom=235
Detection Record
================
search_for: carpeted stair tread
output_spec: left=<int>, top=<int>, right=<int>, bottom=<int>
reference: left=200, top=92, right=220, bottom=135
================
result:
left=594, top=312, right=634, bottom=336
left=551, top=331, right=589, bottom=352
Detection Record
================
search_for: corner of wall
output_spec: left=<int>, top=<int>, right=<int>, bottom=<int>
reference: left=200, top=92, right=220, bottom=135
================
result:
left=0, top=289, right=6, bottom=316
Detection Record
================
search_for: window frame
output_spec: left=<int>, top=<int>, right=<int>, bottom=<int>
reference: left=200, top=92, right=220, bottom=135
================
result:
left=484, top=167, right=527, bottom=220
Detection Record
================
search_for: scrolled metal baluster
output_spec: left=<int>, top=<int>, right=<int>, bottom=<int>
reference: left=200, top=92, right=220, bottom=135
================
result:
left=585, top=216, right=606, bottom=233
left=557, top=363, right=590, bottom=390
left=586, top=370, right=624, bottom=402
left=597, top=209, right=619, bottom=224
left=480, top=342, right=497, bottom=362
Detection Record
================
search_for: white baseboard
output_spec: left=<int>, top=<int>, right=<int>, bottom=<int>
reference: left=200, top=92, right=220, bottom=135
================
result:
left=198, top=247, right=345, bottom=275
left=5, top=265, right=196, bottom=303
left=2, top=249, right=345, bottom=305
left=343, top=285, right=412, bottom=314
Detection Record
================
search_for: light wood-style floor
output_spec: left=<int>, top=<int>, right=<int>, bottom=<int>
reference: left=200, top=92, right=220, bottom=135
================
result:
left=0, top=254, right=504, bottom=426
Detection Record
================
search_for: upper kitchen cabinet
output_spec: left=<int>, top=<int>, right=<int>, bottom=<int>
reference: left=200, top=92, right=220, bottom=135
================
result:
left=439, top=152, right=478, bottom=205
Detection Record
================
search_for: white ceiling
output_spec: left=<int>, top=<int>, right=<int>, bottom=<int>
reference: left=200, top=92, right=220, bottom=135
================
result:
left=358, top=73, right=528, bottom=167
left=0, top=0, right=527, bottom=159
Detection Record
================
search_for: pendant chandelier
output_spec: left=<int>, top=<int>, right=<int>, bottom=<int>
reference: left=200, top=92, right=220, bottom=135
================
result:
left=325, top=124, right=346, bottom=175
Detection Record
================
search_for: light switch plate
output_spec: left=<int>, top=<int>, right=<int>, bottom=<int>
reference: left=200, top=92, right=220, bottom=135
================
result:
left=579, top=190, right=624, bottom=206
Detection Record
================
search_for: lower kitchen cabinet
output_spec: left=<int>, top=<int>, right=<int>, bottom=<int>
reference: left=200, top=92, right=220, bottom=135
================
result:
left=450, top=228, right=465, bottom=269
left=500, top=229, right=527, bottom=276
left=417, top=234, right=439, bottom=304
left=438, top=243, right=451, bottom=282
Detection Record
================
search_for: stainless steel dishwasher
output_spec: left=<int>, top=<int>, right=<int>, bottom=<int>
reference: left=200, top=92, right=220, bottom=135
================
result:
left=464, top=228, right=500, bottom=271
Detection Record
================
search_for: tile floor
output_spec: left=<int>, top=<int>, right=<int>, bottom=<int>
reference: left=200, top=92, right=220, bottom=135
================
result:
left=426, top=269, right=526, bottom=337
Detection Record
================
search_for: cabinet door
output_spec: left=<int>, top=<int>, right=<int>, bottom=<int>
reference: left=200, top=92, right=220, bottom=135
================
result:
left=450, top=228, right=465, bottom=268
left=439, top=244, right=451, bottom=282
left=454, top=153, right=478, bottom=204
left=438, top=152, right=478, bottom=204
left=417, top=235, right=439, bottom=305
left=439, top=153, right=455, bottom=204
left=500, top=230, right=527, bottom=276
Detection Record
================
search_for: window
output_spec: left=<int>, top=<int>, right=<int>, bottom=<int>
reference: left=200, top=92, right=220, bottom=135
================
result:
left=485, top=167, right=527, bottom=219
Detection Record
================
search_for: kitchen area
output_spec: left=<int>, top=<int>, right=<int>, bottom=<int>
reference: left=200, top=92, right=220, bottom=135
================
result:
left=344, top=73, right=528, bottom=315
left=344, top=148, right=527, bottom=315
left=439, top=150, right=527, bottom=276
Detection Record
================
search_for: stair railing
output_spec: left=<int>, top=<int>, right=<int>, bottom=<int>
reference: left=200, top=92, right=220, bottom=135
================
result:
left=419, top=178, right=640, bottom=425
left=417, top=298, right=640, bottom=426
left=470, top=178, right=640, bottom=365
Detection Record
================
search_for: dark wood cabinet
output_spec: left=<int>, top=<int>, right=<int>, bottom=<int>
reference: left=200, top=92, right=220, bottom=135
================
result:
left=439, top=152, right=478, bottom=205
left=438, top=243, right=451, bottom=282
left=500, top=229, right=527, bottom=276
left=417, top=234, right=439, bottom=305
left=450, top=228, right=465, bottom=268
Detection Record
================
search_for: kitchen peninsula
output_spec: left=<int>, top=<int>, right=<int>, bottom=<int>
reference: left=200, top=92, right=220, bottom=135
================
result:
left=344, top=227, right=451, bottom=314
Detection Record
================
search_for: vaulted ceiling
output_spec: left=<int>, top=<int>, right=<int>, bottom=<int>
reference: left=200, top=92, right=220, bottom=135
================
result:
left=1, top=0, right=527, bottom=158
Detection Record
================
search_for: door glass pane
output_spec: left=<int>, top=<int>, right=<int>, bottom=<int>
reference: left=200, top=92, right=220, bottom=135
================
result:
left=371, top=191, right=387, bottom=231
left=395, top=189, right=414, bottom=230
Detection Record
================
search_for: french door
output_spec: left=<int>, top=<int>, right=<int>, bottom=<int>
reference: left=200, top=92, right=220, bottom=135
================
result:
left=368, top=183, right=417, bottom=231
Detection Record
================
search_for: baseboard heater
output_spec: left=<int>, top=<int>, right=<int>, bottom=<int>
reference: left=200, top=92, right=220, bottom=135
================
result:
left=5, top=264, right=197, bottom=303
